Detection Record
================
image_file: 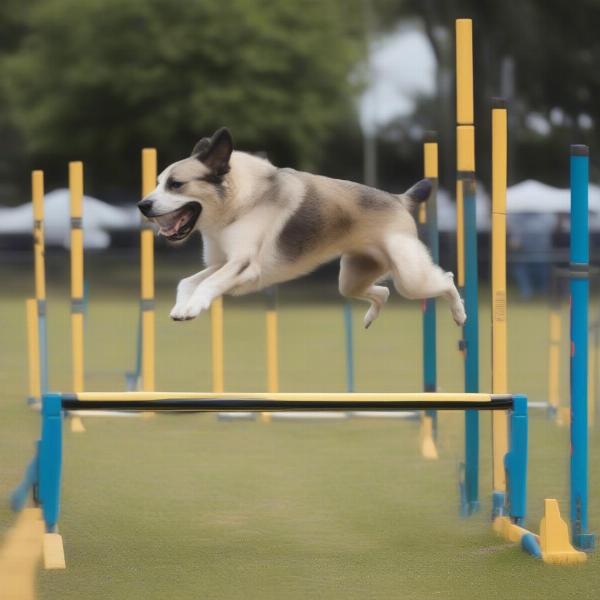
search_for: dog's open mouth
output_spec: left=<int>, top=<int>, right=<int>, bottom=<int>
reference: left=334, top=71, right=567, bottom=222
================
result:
left=153, top=203, right=202, bottom=241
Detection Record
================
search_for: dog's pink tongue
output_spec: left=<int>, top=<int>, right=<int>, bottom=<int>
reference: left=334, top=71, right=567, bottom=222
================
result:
left=174, top=212, right=189, bottom=231
left=158, top=210, right=188, bottom=236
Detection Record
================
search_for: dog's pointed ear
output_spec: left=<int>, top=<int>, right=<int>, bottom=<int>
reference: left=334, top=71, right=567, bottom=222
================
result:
left=191, top=137, right=211, bottom=157
left=404, top=178, right=433, bottom=203
left=194, top=128, right=233, bottom=175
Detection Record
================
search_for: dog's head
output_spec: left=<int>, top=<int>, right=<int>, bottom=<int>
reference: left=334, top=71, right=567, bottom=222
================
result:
left=138, top=127, right=233, bottom=241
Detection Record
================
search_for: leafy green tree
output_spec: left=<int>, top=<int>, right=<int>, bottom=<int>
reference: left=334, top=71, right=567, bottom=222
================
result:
left=2, top=0, right=364, bottom=201
left=401, top=0, right=600, bottom=186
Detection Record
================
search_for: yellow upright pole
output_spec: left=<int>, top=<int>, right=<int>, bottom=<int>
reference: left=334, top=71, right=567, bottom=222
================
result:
left=211, top=297, right=224, bottom=393
left=141, top=149, right=157, bottom=392
left=262, top=287, right=279, bottom=423
left=491, top=100, right=509, bottom=497
left=32, top=172, right=46, bottom=307
left=25, top=298, right=41, bottom=405
left=548, top=302, right=563, bottom=422
left=455, top=17, right=474, bottom=291
left=69, top=161, right=86, bottom=432
left=32, top=171, right=49, bottom=396
left=419, top=138, right=439, bottom=459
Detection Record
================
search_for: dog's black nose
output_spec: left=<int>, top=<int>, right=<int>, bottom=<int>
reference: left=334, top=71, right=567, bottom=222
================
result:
left=137, top=198, right=154, bottom=216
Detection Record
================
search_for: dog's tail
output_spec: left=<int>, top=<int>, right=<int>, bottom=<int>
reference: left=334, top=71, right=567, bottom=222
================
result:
left=399, top=178, right=434, bottom=211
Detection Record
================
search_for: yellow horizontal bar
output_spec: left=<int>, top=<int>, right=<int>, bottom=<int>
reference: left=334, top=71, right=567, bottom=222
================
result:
left=72, top=392, right=496, bottom=403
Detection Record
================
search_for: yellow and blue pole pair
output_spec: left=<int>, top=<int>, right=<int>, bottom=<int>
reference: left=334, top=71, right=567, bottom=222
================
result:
left=126, top=149, right=157, bottom=392
left=419, top=134, right=440, bottom=459
left=455, top=18, right=480, bottom=516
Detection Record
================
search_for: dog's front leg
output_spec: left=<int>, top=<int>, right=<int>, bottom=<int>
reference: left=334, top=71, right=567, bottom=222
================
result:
left=170, top=265, right=222, bottom=321
left=178, top=259, right=260, bottom=320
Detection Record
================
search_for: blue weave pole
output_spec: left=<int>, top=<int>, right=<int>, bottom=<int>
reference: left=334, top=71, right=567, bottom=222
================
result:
left=39, top=393, right=63, bottom=532
left=505, top=395, right=528, bottom=524
left=569, top=145, right=595, bottom=551
left=10, top=449, right=39, bottom=512
left=463, top=177, right=480, bottom=515
left=125, top=308, right=143, bottom=390
left=343, top=302, right=355, bottom=393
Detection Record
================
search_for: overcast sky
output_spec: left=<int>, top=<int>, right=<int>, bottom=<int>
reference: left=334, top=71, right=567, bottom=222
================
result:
left=359, top=26, right=436, bottom=134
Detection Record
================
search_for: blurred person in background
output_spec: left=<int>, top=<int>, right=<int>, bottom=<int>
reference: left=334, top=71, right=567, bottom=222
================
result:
left=508, top=212, right=557, bottom=299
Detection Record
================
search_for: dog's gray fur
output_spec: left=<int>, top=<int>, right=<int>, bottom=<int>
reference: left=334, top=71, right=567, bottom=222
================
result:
left=138, top=128, right=465, bottom=328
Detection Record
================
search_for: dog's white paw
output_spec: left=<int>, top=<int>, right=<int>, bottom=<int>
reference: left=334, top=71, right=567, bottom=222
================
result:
left=363, top=307, right=378, bottom=329
left=363, top=287, right=390, bottom=329
left=452, top=299, right=467, bottom=326
left=180, top=294, right=213, bottom=321
left=170, top=304, right=194, bottom=321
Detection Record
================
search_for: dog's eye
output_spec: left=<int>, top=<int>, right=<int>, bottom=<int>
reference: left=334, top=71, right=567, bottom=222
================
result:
left=169, top=179, right=185, bottom=190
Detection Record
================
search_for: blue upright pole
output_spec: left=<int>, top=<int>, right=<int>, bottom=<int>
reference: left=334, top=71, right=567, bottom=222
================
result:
left=505, top=395, right=528, bottom=525
left=569, top=145, right=595, bottom=551
left=463, top=177, right=480, bottom=515
left=126, top=308, right=143, bottom=390
left=423, top=292, right=437, bottom=433
left=39, top=393, right=63, bottom=532
left=344, top=302, right=355, bottom=392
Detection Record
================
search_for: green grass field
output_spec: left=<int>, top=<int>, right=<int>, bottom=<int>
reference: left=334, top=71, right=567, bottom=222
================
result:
left=1, top=256, right=599, bottom=598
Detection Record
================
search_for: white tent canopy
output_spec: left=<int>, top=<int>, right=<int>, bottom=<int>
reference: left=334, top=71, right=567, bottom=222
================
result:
left=0, top=189, right=139, bottom=249
left=435, top=179, right=600, bottom=232
left=506, top=179, right=600, bottom=214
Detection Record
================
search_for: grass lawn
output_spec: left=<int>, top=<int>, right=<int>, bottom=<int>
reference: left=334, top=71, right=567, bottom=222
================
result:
left=1, top=256, right=599, bottom=598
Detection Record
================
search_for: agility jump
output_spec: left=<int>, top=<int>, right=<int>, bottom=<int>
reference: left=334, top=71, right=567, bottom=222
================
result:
left=30, top=390, right=529, bottom=569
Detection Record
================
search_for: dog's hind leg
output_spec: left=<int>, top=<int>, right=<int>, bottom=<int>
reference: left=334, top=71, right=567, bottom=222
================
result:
left=339, top=253, right=390, bottom=329
left=384, top=234, right=466, bottom=325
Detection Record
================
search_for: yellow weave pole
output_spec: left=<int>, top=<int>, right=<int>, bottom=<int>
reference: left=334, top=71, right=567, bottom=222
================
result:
left=261, top=287, right=279, bottom=423
left=548, top=306, right=562, bottom=422
left=69, top=161, right=86, bottom=433
left=419, top=138, right=439, bottom=459
left=32, top=171, right=46, bottom=306
left=491, top=100, right=508, bottom=495
left=456, top=124, right=475, bottom=291
left=456, top=19, right=474, bottom=126
left=25, top=298, right=41, bottom=404
left=455, top=17, right=474, bottom=289
left=211, top=297, right=224, bottom=393
left=141, top=149, right=157, bottom=392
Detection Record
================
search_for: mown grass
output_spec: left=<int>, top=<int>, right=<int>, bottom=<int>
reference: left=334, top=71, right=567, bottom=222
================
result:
left=1, top=255, right=598, bottom=599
